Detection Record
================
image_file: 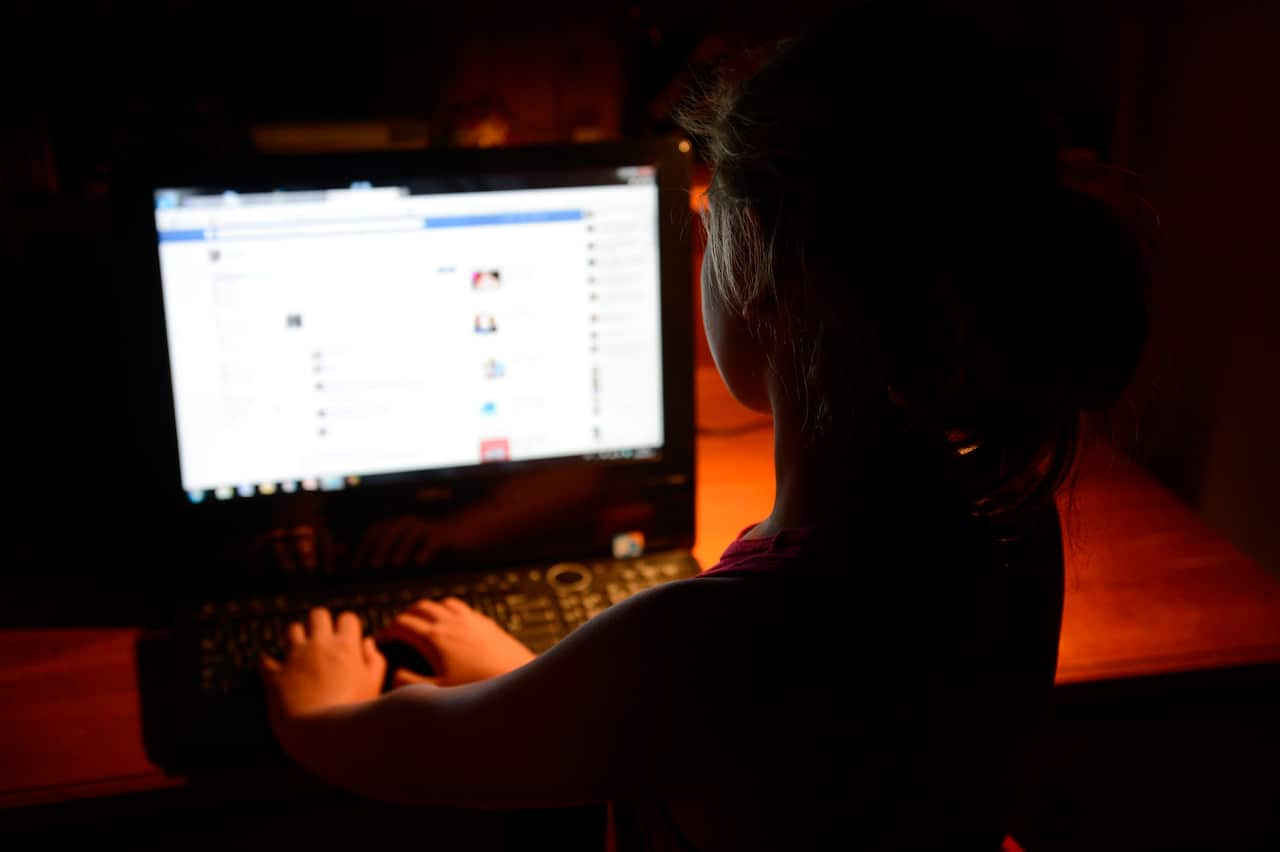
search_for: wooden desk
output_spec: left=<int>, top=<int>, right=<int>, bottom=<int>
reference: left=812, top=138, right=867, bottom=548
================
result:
left=693, top=367, right=1280, bottom=684
left=3, top=367, right=1278, bottom=812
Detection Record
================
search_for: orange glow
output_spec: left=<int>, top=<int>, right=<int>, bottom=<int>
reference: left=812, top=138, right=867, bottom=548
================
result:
left=693, top=368, right=1280, bottom=685
left=1, top=371, right=1279, bottom=810
left=690, top=181, right=709, bottom=213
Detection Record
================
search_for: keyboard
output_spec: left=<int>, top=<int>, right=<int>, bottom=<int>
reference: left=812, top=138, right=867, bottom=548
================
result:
left=190, top=551, right=701, bottom=697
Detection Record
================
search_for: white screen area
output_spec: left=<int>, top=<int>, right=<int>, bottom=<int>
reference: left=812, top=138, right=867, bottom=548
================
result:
left=154, top=177, right=664, bottom=498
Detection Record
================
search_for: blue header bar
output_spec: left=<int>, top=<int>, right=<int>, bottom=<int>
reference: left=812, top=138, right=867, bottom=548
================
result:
left=423, top=209, right=583, bottom=229
left=158, top=229, right=206, bottom=243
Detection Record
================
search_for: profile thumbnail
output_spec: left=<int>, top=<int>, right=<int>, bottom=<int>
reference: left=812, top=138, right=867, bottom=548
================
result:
left=474, top=312, right=498, bottom=334
left=484, top=358, right=506, bottom=379
left=479, top=437, right=510, bottom=463
left=471, top=269, right=502, bottom=291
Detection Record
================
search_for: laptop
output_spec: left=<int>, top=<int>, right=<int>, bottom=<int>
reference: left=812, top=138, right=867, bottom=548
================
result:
left=131, top=140, right=700, bottom=770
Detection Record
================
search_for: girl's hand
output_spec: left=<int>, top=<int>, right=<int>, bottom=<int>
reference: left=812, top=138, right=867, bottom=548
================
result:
left=260, top=608, right=386, bottom=724
left=378, top=597, right=536, bottom=687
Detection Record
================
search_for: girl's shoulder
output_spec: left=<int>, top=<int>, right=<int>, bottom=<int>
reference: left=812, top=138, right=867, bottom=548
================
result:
left=695, top=523, right=822, bottom=579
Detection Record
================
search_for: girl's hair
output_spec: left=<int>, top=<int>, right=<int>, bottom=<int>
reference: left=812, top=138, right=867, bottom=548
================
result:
left=678, top=2, right=1149, bottom=518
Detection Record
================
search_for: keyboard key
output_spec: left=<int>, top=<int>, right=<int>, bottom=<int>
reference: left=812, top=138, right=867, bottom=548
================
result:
left=522, top=609, right=558, bottom=627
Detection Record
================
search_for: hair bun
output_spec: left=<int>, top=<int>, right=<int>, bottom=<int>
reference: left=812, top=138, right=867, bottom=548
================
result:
left=1034, top=184, right=1149, bottom=413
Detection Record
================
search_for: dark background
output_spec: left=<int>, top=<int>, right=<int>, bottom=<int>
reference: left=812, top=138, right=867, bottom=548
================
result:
left=1, top=2, right=1277, bottom=848
left=4, top=0, right=1276, bottom=580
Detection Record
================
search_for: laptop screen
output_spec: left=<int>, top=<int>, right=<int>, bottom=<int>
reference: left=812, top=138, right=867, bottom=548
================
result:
left=153, top=166, right=665, bottom=504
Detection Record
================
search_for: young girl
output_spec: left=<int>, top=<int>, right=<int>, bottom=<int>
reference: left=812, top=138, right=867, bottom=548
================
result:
left=260, top=5, right=1146, bottom=849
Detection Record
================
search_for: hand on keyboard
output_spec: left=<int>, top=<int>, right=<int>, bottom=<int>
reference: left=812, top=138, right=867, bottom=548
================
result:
left=377, top=597, right=536, bottom=687
left=260, top=608, right=386, bottom=722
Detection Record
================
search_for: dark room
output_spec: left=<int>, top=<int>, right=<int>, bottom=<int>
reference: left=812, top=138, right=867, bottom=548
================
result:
left=2, top=1, right=1277, bottom=849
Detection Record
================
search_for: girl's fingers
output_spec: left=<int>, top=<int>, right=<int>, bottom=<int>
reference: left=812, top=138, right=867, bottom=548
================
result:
left=393, top=668, right=440, bottom=687
left=383, top=612, right=437, bottom=643
left=364, top=637, right=387, bottom=680
left=308, top=607, right=334, bottom=638
left=335, top=610, right=362, bottom=639
left=409, top=598, right=450, bottom=621
left=379, top=613, right=446, bottom=673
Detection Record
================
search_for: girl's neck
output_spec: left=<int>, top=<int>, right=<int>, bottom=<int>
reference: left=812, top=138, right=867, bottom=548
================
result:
left=748, top=389, right=876, bottom=539
left=749, top=377, right=941, bottom=541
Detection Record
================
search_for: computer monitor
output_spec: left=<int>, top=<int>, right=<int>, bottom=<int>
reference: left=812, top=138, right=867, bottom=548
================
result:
left=134, top=142, right=694, bottom=584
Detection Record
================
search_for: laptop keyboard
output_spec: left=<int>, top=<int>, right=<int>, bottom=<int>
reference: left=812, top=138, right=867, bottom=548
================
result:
left=191, top=552, right=700, bottom=697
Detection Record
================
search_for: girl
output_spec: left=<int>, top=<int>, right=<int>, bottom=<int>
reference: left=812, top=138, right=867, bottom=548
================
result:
left=261, top=4, right=1147, bottom=849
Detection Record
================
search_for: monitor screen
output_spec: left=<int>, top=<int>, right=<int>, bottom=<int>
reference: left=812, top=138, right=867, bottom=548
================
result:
left=153, top=166, right=664, bottom=504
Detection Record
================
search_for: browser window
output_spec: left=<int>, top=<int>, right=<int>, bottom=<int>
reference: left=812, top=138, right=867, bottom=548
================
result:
left=154, top=172, right=664, bottom=502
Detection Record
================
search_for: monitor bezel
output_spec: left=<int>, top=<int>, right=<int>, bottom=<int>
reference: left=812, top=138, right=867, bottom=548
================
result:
left=125, top=140, right=695, bottom=554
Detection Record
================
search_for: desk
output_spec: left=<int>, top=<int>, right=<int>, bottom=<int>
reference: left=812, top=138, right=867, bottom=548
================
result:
left=3, top=367, right=1279, bottom=813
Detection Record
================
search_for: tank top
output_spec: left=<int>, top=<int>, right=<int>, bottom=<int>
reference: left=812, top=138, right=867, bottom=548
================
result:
left=609, top=504, right=1064, bottom=851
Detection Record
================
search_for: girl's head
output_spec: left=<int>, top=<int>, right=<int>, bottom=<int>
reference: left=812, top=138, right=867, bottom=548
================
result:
left=680, top=2, right=1148, bottom=516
